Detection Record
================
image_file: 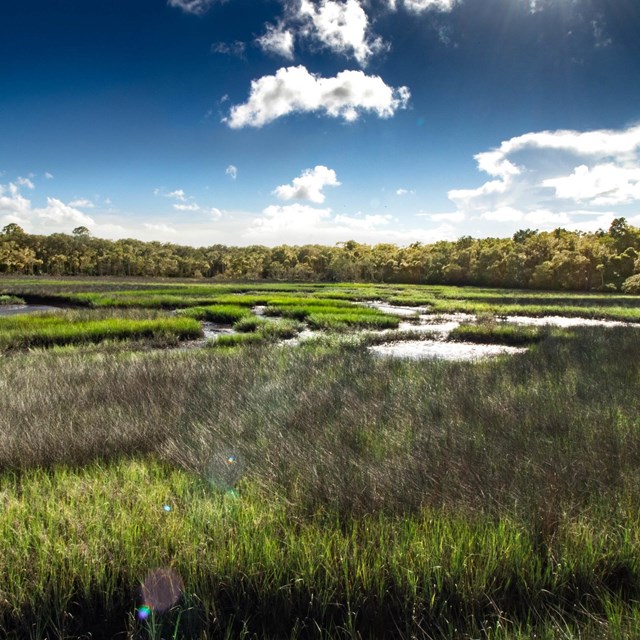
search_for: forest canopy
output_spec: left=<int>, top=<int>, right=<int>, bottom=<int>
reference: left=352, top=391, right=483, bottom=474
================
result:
left=1, top=219, right=640, bottom=292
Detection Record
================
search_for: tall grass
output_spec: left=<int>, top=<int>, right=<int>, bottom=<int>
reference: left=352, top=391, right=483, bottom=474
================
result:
left=2, top=327, right=639, bottom=514
left=0, top=294, right=24, bottom=305
left=2, top=459, right=640, bottom=638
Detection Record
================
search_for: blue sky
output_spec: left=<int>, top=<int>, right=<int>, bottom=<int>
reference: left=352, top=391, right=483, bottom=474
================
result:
left=1, top=0, right=640, bottom=246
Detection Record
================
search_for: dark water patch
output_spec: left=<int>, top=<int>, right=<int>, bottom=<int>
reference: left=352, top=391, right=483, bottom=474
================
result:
left=0, top=304, right=60, bottom=317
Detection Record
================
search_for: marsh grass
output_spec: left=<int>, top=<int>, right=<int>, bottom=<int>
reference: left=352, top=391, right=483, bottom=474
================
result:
left=213, top=319, right=304, bottom=347
left=177, top=304, right=251, bottom=323
left=4, top=278, right=640, bottom=637
left=3, top=459, right=640, bottom=639
left=264, top=302, right=400, bottom=330
left=431, top=299, right=640, bottom=322
left=0, top=309, right=202, bottom=350
left=449, top=322, right=553, bottom=345
left=0, top=295, right=24, bottom=305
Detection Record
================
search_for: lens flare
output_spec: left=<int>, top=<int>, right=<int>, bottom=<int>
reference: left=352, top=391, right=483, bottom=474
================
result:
left=137, top=605, right=151, bottom=620
left=140, top=567, right=184, bottom=614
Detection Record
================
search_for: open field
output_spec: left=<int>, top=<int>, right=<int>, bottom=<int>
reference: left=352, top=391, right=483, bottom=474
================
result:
left=1, top=277, right=640, bottom=638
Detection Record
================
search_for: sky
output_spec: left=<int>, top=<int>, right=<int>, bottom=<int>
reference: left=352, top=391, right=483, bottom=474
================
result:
left=1, top=0, right=640, bottom=247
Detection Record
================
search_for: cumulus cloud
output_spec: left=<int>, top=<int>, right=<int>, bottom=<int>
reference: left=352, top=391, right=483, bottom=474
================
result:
left=0, top=183, right=31, bottom=218
left=1, top=181, right=95, bottom=230
left=251, top=203, right=333, bottom=236
left=274, top=165, right=340, bottom=203
left=167, top=0, right=217, bottom=15
left=256, top=23, right=295, bottom=59
left=255, top=0, right=387, bottom=66
left=226, top=164, right=238, bottom=180
left=446, top=124, right=640, bottom=233
left=297, top=0, right=387, bottom=66
left=543, top=164, right=640, bottom=206
left=225, top=65, right=410, bottom=128
left=246, top=202, right=455, bottom=244
left=37, top=198, right=95, bottom=226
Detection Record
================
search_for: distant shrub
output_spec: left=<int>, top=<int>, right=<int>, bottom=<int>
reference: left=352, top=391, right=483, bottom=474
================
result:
left=621, top=274, right=640, bottom=295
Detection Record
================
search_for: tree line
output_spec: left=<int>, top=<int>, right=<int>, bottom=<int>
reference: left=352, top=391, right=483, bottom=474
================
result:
left=1, top=220, right=640, bottom=292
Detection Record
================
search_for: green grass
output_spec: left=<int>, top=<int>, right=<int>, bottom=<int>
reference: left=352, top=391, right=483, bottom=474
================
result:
left=430, top=298, right=640, bottom=322
left=0, top=310, right=202, bottom=350
left=264, top=302, right=400, bottom=330
left=209, top=331, right=266, bottom=348
left=449, top=322, right=552, bottom=345
left=3, top=459, right=640, bottom=639
left=177, top=304, right=252, bottom=323
left=3, top=278, right=640, bottom=637
left=0, top=294, right=25, bottom=305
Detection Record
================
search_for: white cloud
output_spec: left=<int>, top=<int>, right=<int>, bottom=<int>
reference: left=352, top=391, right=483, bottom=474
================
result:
left=167, top=189, right=187, bottom=201
left=225, top=65, right=410, bottom=128
left=0, top=181, right=88, bottom=233
left=246, top=201, right=457, bottom=245
left=297, top=0, right=387, bottom=66
left=542, top=164, right=640, bottom=206
left=447, top=124, right=640, bottom=233
left=247, top=204, right=332, bottom=240
left=256, top=23, right=295, bottom=59
left=37, top=198, right=95, bottom=226
left=274, top=165, right=340, bottom=203
left=16, top=177, right=35, bottom=190
left=167, top=0, right=217, bottom=15
left=395, top=188, right=415, bottom=196
left=524, top=209, right=572, bottom=228
left=154, top=186, right=221, bottom=218
left=69, top=198, right=95, bottom=208
left=225, top=164, right=238, bottom=180
left=44, top=172, right=54, bottom=179
left=0, top=183, right=31, bottom=217
left=402, top=0, right=459, bottom=13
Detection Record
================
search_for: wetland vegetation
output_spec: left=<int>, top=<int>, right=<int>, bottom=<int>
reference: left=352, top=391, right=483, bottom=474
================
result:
left=1, top=271, right=640, bottom=638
